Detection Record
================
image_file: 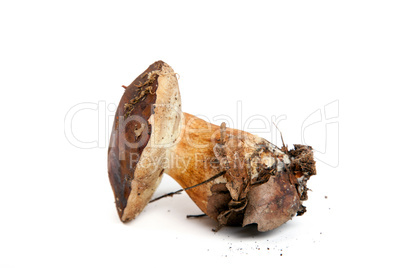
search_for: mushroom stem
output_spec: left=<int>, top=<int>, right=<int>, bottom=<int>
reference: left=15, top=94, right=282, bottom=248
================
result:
left=163, top=112, right=315, bottom=231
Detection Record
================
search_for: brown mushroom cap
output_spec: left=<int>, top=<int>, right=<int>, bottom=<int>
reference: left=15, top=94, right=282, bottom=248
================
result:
left=108, top=61, right=181, bottom=222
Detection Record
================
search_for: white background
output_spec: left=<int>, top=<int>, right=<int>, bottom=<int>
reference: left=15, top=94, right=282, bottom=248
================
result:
left=1, top=0, right=401, bottom=267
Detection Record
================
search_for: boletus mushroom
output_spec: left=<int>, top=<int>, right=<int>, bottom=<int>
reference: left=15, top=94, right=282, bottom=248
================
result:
left=108, top=61, right=316, bottom=232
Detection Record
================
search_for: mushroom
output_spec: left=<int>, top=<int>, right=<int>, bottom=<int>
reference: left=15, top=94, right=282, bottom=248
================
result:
left=108, top=61, right=316, bottom=231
